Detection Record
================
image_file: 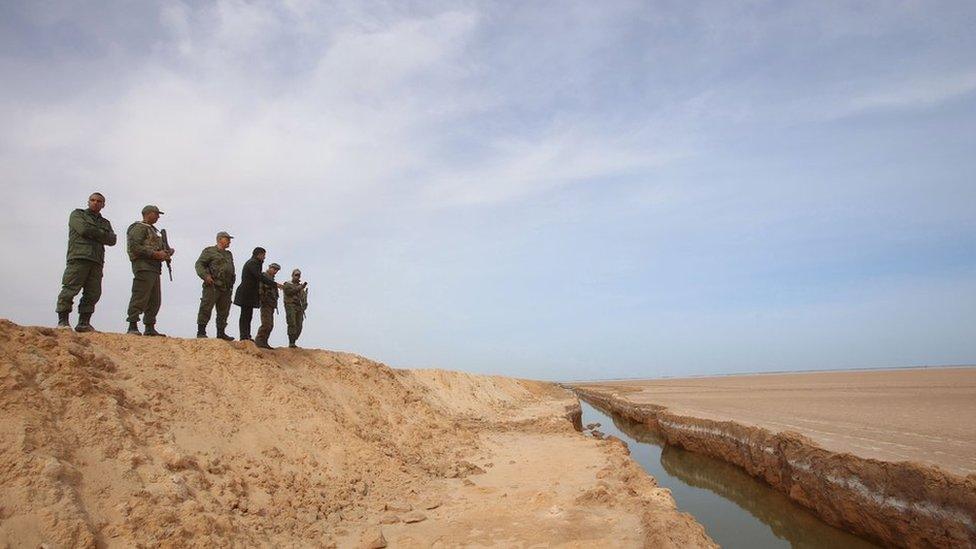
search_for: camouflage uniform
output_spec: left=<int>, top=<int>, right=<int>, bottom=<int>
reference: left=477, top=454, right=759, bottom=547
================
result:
left=195, top=245, right=236, bottom=330
left=126, top=222, right=165, bottom=325
left=56, top=208, right=117, bottom=314
left=255, top=268, right=279, bottom=345
left=282, top=281, right=307, bottom=344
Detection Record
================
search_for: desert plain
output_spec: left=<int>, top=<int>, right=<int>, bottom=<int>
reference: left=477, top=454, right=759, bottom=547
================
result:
left=572, top=367, right=976, bottom=548
left=574, top=366, right=976, bottom=475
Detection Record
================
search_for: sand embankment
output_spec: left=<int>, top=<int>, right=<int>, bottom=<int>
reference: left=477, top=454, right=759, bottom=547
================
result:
left=0, top=320, right=713, bottom=548
left=572, top=369, right=976, bottom=548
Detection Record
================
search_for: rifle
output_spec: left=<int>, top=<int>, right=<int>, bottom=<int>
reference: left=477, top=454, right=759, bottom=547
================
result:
left=160, top=229, right=174, bottom=281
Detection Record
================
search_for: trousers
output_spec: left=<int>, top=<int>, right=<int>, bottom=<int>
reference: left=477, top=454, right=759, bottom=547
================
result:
left=56, top=260, right=103, bottom=313
left=256, top=304, right=275, bottom=341
left=238, top=306, right=254, bottom=339
left=198, top=285, right=232, bottom=327
left=285, top=304, right=304, bottom=340
left=127, top=270, right=161, bottom=324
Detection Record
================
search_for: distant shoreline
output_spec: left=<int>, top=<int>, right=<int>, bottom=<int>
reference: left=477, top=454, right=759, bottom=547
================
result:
left=564, top=363, right=976, bottom=384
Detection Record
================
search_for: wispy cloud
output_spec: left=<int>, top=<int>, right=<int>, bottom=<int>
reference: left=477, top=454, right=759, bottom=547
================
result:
left=1, top=0, right=974, bottom=379
left=845, top=71, right=976, bottom=113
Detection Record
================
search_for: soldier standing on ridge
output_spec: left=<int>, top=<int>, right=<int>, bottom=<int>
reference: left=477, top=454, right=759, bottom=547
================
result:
left=233, top=247, right=281, bottom=341
left=56, top=192, right=117, bottom=332
left=282, top=268, right=308, bottom=348
left=125, top=205, right=173, bottom=336
left=194, top=231, right=236, bottom=340
left=255, top=262, right=281, bottom=350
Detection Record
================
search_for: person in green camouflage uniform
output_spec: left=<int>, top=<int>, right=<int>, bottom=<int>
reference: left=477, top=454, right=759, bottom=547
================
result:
left=281, top=268, right=308, bottom=348
left=255, top=262, right=281, bottom=350
left=56, top=192, right=117, bottom=332
left=195, top=231, right=236, bottom=340
left=125, top=205, right=173, bottom=336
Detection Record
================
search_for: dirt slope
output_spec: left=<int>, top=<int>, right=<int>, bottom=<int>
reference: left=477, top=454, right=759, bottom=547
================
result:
left=0, top=320, right=713, bottom=548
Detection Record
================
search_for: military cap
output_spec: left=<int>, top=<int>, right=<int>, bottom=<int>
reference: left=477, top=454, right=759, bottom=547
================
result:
left=216, top=231, right=234, bottom=240
left=269, top=263, right=281, bottom=270
left=292, top=268, right=302, bottom=276
left=141, top=204, right=164, bottom=215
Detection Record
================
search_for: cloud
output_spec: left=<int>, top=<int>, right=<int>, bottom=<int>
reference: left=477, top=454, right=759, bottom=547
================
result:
left=3, top=1, right=692, bottom=222
left=1, top=1, right=974, bottom=378
left=845, top=71, right=976, bottom=113
left=420, top=128, right=684, bottom=207
left=4, top=4, right=485, bottom=215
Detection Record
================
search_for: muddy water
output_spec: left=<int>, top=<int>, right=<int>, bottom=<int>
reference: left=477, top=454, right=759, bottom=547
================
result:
left=579, top=401, right=878, bottom=549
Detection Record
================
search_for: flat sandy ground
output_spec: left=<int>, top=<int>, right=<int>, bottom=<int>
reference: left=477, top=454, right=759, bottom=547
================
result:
left=575, top=367, right=976, bottom=476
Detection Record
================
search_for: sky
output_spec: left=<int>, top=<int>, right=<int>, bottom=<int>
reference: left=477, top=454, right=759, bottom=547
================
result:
left=1, top=1, right=974, bottom=381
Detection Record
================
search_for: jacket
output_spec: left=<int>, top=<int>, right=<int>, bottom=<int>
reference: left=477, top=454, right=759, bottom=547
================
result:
left=66, top=208, right=116, bottom=264
left=126, top=222, right=165, bottom=274
left=233, top=256, right=276, bottom=308
left=282, top=281, right=308, bottom=308
left=195, top=246, right=236, bottom=289
left=259, top=272, right=279, bottom=308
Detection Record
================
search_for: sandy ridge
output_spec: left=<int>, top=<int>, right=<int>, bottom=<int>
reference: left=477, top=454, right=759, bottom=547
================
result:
left=0, top=320, right=713, bottom=548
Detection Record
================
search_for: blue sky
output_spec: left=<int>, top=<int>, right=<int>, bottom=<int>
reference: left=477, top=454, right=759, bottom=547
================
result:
left=1, top=1, right=974, bottom=380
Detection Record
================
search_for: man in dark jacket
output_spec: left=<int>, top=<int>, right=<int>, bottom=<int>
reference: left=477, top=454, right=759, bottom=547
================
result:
left=195, top=231, right=236, bottom=340
left=56, top=192, right=117, bottom=332
left=233, top=247, right=281, bottom=341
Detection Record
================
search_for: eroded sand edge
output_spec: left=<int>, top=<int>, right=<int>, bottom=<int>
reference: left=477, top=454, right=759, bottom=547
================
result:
left=571, top=385, right=976, bottom=548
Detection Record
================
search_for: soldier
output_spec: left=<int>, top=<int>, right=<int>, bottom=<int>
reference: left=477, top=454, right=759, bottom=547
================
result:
left=194, top=231, right=236, bottom=340
left=125, top=205, right=173, bottom=336
left=56, top=192, right=117, bottom=332
left=281, top=268, right=308, bottom=348
left=254, top=262, right=281, bottom=350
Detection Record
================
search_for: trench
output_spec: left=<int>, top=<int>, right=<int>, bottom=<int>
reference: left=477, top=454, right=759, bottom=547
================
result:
left=579, top=400, right=879, bottom=548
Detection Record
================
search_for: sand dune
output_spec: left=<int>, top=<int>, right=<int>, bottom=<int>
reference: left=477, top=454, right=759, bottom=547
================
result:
left=0, top=320, right=712, bottom=548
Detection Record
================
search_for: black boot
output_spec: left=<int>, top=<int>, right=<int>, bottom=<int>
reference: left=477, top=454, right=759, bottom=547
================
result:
left=143, top=324, right=166, bottom=337
left=197, top=324, right=208, bottom=338
left=216, top=326, right=234, bottom=341
left=255, top=337, right=274, bottom=350
left=75, top=312, right=95, bottom=333
left=127, top=321, right=142, bottom=335
left=288, top=336, right=298, bottom=349
left=57, top=311, right=70, bottom=329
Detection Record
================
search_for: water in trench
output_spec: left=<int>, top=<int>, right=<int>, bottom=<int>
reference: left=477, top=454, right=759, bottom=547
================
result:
left=579, top=400, right=878, bottom=549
